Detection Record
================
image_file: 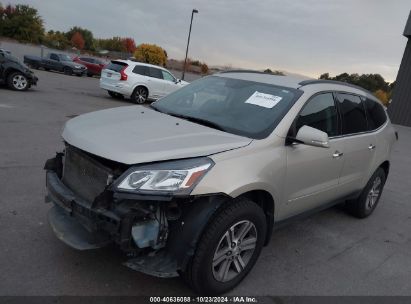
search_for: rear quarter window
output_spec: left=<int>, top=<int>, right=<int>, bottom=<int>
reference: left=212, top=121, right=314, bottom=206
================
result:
left=105, top=61, right=127, bottom=72
left=364, top=98, right=387, bottom=130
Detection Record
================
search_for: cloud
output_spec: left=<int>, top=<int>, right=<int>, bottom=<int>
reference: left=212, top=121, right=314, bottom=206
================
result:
left=7, top=0, right=409, bottom=81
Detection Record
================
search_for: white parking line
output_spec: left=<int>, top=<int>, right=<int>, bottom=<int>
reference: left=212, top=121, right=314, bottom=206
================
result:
left=0, top=104, right=14, bottom=108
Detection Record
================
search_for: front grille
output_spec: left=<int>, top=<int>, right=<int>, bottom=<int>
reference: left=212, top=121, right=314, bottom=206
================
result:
left=62, top=145, right=113, bottom=203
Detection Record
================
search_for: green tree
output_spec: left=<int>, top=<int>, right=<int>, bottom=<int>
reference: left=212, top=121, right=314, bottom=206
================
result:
left=66, top=26, right=94, bottom=50
left=318, top=72, right=393, bottom=105
left=95, top=37, right=127, bottom=52
left=134, top=44, right=167, bottom=66
left=264, top=68, right=284, bottom=75
left=0, top=4, right=45, bottom=43
left=319, top=73, right=330, bottom=80
left=44, top=30, right=69, bottom=49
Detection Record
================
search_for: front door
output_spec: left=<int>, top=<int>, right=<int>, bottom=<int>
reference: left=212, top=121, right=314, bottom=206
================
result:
left=282, top=92, right=345, bottom=219
left=161, top=70, right=178, bottom=96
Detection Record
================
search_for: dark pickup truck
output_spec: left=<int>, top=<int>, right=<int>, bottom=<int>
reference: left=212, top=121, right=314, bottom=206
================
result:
left=24, top=52, right=87, bottom=76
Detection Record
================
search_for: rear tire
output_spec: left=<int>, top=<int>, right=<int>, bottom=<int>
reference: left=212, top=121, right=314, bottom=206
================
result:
left=346, top=168, right=386, bottom=218
left=7, top=72, right=29, bottom=91
left=131, top=86, right=148, bottom=104
left=180, top=197, right=266, bottom=295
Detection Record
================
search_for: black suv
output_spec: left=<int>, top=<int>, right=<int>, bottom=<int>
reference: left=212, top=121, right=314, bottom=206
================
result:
left=0, top=51, right=38, bottom=91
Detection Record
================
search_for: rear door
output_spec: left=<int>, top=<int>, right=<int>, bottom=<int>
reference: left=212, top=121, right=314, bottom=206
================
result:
left=284, top=93, right=345, bottom=217
left=335, top=93, right=377, bottom=196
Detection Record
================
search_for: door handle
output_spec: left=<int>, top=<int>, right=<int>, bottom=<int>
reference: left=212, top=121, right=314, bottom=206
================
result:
left=368, top=144, right=376, bottom=150
left=332, top=151, right=344, bottom=158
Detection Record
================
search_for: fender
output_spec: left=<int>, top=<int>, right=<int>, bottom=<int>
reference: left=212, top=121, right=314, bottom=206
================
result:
left=167, top=194, right=230, bottom=271
left=123, top=194, right=230, bottom=277
left=3, top=62, right=25, bottom=79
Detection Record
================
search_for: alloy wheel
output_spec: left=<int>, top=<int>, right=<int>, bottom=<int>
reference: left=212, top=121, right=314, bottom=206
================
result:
left=135, top=88, right=147, bottom=104
left=212, top=220, right=257, bottom=282
left=366, top=176, right=382, bottom=210
left=12, top=74, right=28, bottom=90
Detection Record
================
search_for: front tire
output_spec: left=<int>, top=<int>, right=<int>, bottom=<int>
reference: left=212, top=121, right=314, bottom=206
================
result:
left=346, top=168, right=386, bottom=218
left=131, top=86, right=148, bottom=104
left=181, top=197, right=266, bottom=295
left=7, top=72, right=29, bottom=91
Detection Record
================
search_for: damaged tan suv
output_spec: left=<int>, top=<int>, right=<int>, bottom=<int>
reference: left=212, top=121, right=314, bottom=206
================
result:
left=44, top=71, right=397, bottom=294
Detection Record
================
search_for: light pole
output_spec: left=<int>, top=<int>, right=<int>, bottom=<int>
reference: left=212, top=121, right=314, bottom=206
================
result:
left=182, top=9, right=198, bottom=80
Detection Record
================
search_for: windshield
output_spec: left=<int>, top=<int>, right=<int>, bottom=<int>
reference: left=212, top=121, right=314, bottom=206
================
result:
left=152, top=75, right=302, bottom=139
left=60, top=54, right=72, bottom=61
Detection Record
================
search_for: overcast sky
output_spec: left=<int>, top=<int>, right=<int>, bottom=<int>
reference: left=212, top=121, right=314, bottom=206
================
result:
left=8, top=0, right=410, bottom=81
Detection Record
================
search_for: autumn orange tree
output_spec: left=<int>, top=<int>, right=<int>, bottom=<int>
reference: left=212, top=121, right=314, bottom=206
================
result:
left=134, top=44, right=167, bottom=66
left=71, top=31, right=85, bottom=50
left=374, top=89, right=390, bottom=105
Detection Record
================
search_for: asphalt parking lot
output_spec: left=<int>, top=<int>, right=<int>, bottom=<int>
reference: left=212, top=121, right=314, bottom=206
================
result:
left=0, top=70, right=411, bottom=296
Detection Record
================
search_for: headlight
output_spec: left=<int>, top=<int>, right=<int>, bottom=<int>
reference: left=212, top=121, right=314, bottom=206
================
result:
left=74, top=65, right=82, bottom=69
left=114, top=157, right=214, bottom=195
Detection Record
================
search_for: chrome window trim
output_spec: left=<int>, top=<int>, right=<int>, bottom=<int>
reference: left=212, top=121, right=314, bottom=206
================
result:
left=329, top=119, right=388, bottom=141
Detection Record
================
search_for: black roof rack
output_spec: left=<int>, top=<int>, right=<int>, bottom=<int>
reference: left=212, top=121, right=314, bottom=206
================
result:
left=218, top=69, right=284, bottom=76
left=298, top=79, right=372, bottom=95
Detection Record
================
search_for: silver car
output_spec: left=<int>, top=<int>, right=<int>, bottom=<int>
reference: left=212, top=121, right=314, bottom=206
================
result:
left=44, top=71, right=397, bottom=295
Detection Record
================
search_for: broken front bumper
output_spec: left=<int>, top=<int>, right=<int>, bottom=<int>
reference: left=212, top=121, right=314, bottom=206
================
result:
left=46, top=171, right=115, bottom=250
left=44, top=154, right=228, bottom=278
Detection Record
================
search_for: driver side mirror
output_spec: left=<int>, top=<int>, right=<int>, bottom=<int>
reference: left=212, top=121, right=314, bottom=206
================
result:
left=175, top=78, right=181, bottom=84
left=294, top=125, right=329, bottom=148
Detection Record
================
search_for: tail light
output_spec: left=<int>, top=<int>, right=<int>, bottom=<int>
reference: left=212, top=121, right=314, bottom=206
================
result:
left=120, top=66, right=128, bottom=81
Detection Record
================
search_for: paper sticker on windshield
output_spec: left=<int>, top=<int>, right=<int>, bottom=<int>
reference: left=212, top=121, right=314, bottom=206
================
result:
left=245, top=91, right=282, bottom=108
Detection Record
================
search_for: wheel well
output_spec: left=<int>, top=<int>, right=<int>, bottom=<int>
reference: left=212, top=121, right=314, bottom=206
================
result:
left=379, top=161, right=390, bottom=177
left=238, top=190, right=274, bottom=246
left=5, top=68, right=19, bottom=79
left=133, top=85, right=149, bottom=95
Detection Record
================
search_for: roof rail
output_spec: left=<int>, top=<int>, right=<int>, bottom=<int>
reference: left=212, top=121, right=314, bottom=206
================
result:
left=218, top=69, right=284, bottom=76
left=298, top=79, right=372, bottom=95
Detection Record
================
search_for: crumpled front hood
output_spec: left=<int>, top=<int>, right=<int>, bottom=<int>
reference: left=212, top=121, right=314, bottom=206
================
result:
left=62, top=106, right=252, bottom=165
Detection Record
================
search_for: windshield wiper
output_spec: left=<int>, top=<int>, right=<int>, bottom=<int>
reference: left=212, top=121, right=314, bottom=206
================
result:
left=166, top=113, right=227, bottom=132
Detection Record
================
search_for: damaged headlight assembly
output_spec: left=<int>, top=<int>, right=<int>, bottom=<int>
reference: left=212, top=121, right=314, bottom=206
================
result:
left=114, top=157, right=214, bottom=196
left=112, top=158, right=214, bottom=250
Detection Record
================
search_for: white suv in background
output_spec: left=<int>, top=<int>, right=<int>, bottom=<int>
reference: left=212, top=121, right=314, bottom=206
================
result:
left=100, top=60, right=189, bottom=103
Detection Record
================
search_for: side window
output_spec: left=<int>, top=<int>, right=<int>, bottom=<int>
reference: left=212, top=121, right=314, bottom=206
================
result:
left=50, top=54, right=59, bottom=61
left=132, top=65, right=149, bottom=76
left=364, top=98, right=387, bottom=130
left=337, top=93, right=368, bottom=135
left=161, top=70, right=175, bottom=82
left=296, top=93, right=339, bottom=137
left=149, top=67, right=163, bottom=79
